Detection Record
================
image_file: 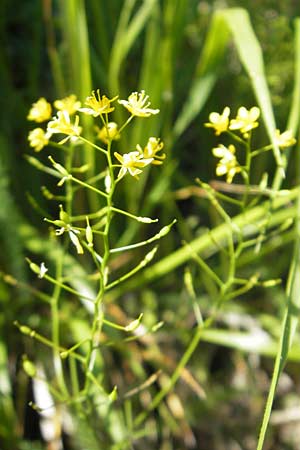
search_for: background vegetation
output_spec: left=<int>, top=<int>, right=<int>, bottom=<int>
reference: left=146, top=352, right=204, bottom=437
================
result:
left=1, top=1, right=300, bottom=449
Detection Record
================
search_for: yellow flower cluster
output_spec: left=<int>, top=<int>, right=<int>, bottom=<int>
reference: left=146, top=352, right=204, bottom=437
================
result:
left=274, top=129, right=296, bottom=148
left=205, top=107, right=230, bottom=136
left=114, top=137, right=165, bottom=179
left=229, top=106, right=260, bottom=136
left=27, top=89, right=161, bottom=152
left=27, top=97, right=52, bottom=123
left=28, top=128, right=51, bottom=152
left=27, top=94, right=82, bottom=151
left=206, top=105, right=296, bottom=184
left=79, top=90, right=118, bottom=116
left=118, top=90, right=159, bottom=117
left=212, top=144, right=241, bottom=184
left=114, top=151, right=153, bottom=178
left=96, top=122, right=120, bottom=144
left=54, top=95, right=82, bottom=115
left=137, top=137, right=165, bottom=165
left=27, top=90, right=164, bottom=180
left=47, top=111, right=82, bottom=144
left=205, top=106, right=260, bottom=137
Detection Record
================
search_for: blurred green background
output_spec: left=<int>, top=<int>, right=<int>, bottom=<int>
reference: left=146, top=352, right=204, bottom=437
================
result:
left=1, top=1, right=300, bottom=449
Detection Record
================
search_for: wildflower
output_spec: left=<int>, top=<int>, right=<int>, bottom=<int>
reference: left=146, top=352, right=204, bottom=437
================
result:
left=47, top=111, right=82, bottom=144
left=229, top=106, right=260, bottom=136
left=118, top=90, right=159, bottom=117
left=97, top=122, right=120, bottom=144
left=27, top=259, right=48, bottom=278
left=23, top=358, right=37, bottom=378
left=79, top=90, right=118, bottom=116
left=212, top=144, right=241, bottom=183
left=55, top=226, right=84, bottom=254
left=114, top=151, right=153, bottom=178
left=204, top=107, right=230, bottom=135
left=85, top=217, right=93, bottom=248
left=27, top=97, right=52, bottom=123
left=38, top=262, right=48, bottom=278
left=54, top=94, right=81, bottom=115
left=53, top=206, right=84, bottom=254
left=28, top=128, right=51, bottom=152
left=274, top=129, right=296, bottom=149
left=48, top=156, right=70, bottom=186
left=138, top=137, right=166, bottom=165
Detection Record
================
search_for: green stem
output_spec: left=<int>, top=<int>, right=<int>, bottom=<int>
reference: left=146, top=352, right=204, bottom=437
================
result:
left=226, top=130, right=247, bottom=146
left=51, top=231, right=69, bottom=399
left=118, top=114, right=134, bottom=134
left=112, top=187, right=299, bottom=293
left=83, top=135, right=116, bottom=389
left=134, top=324, right=203, bottom=428
left=111, top=206, right=157, bottom=222
left=51, top=149, right=77, bottom=397
left=44, top=273, right=94, bottom=302
left=15, top=322, right=85, bottom=363
left=242, top=138, right=252, bottom=208
left=105, top=247, right=157, bottom=290
left=251, top=144, right=273, bottom=158
left=79, top=136, right=107, bottom=155
left=71, top=175, right=108, bottom=198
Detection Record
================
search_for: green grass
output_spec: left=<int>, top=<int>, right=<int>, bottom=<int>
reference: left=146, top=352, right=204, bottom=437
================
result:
left=1, top=2, right=300, bottom=449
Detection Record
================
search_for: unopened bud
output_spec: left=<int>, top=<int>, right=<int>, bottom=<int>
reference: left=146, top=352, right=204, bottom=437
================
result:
left=125, top=313, right=143, bottom=332
left=48, top=156, right=69, bottom=176
left=69, top=231, right=84, bottom=254
left=59, top=204, right=69, bottom=223
left=22, top=357, right=37, bottom=377
left=262, top=278, right=282, bottom=287
left=85, top=217, right=93, bottom=247
left=137, top=216, right=158, bottom=223
left=108, top=386, right=118, bottom=402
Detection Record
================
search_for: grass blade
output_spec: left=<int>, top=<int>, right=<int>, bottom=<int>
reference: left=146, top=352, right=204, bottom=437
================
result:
left=173, top=10, right=229, bottom=139
left=256, top=18, right=300, bottom=449
left=256, top=197, right=300, bottom=449
left=201, top=328, right=300, bottom=362
left=110, top=187, right=299, bottom=292
left=109, top=0, right=157, bottom=97
left=222, top=8, right=284, bottom=177
left=59, top=0, right=92, bottom=97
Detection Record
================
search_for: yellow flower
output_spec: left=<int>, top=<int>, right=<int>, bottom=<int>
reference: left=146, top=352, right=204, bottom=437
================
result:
left=118, top=90, right=159, bottom=117
left=54, top=94, right=81, bottom=115
left=27, top=97, right=52, bottom=123
left=138, top=137, right=166, bottom=165
left=97, top=122, right=120, bottom=144
left=229, top=106, right=260, bottom=136
left=274, top=129, right=296, bottom=149
left=114, top=151, right=153, bottom=178
left=212, top=144, right=241, bottom=183
left=205, top=107, right=230, bottom=135
left=47, top=111, right=82, bottom=144
left=79, top=90, right=118, bottom=116
left=28, top=128, right=51, bottom=152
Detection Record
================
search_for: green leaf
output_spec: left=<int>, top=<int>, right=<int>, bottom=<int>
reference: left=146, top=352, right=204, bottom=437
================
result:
left=200, top=328, right=300, bottom=362
left=222, top=8, right=284, bottom=177
left=256, top=20, right=300, bottom=450
left=173, top=11, right=229, bottom=138
left=116, top=187, right=298, bottom=291
left=109, top=0, right=158, bottom=96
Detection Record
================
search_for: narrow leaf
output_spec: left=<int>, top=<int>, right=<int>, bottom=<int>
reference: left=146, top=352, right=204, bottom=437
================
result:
left=222, top=8, right=284, bottom=176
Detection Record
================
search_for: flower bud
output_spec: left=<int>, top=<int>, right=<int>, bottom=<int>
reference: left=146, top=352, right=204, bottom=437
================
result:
left=59, top=204, right=69, bottom=223
left=85, top=217, right=93, bottom=247
left=22, top=357, right=37, bottom=378
left=125, top=313, right=143, bottom=332
left=108, top=386, right=118, bottom=402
